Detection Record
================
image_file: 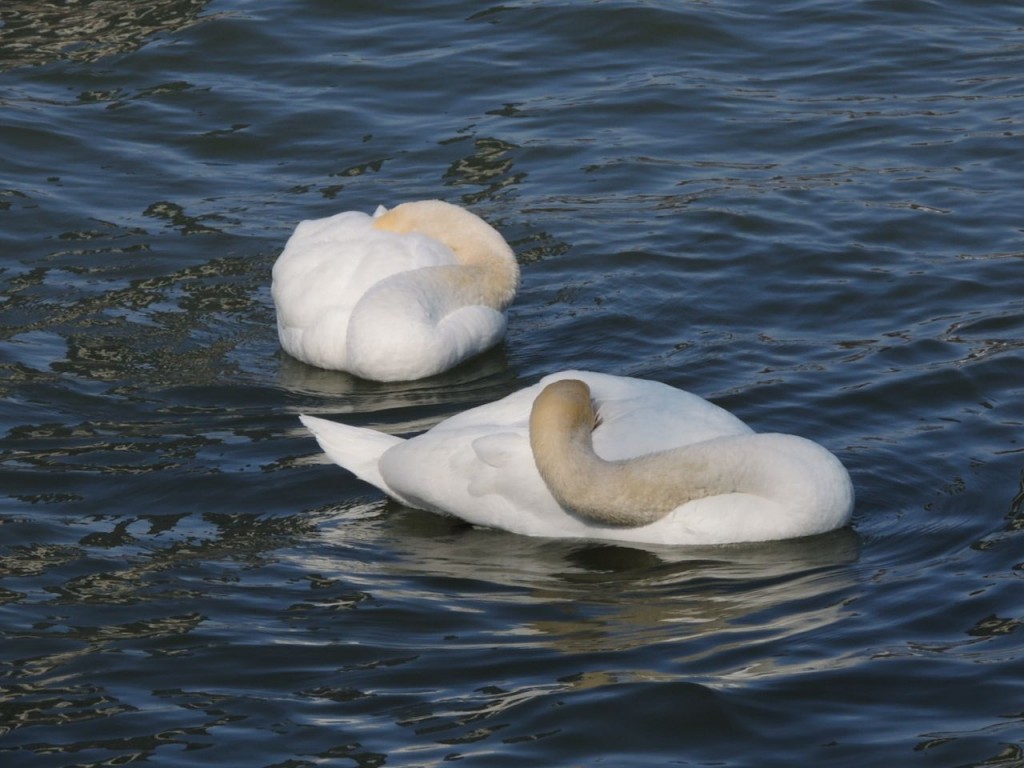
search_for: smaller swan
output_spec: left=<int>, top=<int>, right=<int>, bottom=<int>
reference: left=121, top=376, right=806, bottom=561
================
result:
left=300, top=371, right=854, bottom=545
left=272, top=200, right=519, bottom=382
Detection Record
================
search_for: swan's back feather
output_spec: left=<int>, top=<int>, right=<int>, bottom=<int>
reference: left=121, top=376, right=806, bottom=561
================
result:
left=274, top=211, right=458, bottom=372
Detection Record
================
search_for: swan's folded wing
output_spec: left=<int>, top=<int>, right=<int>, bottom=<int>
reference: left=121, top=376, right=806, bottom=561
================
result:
left=435, top=305, right=507, bottom=366
left=465, top=432, right=576, bottom=536
left=471, top=432, right=524, bottom=469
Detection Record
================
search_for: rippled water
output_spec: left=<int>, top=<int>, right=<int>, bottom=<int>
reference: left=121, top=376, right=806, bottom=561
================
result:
left=2, top=1, right=1023, bottom=765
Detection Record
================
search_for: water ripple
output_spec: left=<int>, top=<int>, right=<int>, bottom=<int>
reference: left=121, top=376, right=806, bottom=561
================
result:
left=2, top=0, right=1024, bottom=765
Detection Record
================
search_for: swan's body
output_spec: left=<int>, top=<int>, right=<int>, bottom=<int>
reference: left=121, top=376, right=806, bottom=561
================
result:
left=300, top=371, right=854, bottom=545
left=272, top=200, right=518, bottom=381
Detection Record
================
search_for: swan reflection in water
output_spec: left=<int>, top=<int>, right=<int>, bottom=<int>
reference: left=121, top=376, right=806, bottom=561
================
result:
left=302, top=499, right=861, bottom=668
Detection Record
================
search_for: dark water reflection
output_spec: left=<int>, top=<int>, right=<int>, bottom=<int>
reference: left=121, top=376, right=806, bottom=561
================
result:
left=0, top=1, right=212, bottom=70
left=2, top=0, right=1024, bottom=765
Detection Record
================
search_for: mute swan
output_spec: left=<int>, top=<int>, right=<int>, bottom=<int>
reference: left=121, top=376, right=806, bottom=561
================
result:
left=300, top=371, right=854, bottom=545
left=272, top=200, right=519, bottom=381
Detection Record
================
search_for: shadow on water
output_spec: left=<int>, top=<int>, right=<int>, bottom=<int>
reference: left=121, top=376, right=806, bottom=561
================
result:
left=261, top=503, right=864, bottom=762
left=277, top=344, right=524, bottom=431
left=302, top=500, right=863, bottom=686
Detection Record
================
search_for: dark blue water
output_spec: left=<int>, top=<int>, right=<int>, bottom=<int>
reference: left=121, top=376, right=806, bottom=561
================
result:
left=2, top=1, right=1023, bottom=765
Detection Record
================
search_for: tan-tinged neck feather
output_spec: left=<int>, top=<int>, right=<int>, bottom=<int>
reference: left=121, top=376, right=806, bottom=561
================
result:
left=529, top=379, right=680, bottom=526
left=372, top=200, right=519, bottom=309
left=529, top=379, right=832, bottom=528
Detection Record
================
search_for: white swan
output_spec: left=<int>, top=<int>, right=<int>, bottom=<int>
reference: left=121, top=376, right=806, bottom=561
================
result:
left=300, top=371, right=854, bottom=545
left=272, top=200, right=519, bottom=382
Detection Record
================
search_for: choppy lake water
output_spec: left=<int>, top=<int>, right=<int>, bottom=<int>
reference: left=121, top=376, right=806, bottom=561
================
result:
left=2, top=1, right=1023, bottom=765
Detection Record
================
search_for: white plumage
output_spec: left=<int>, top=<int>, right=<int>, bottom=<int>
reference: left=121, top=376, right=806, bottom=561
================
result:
left=272, top=200, right=518, bottom=381
left=300, top=371, right=854, bottom=545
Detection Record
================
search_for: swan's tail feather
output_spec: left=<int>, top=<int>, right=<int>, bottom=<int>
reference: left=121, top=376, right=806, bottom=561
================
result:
left=300, top=415, right=403, bottom=496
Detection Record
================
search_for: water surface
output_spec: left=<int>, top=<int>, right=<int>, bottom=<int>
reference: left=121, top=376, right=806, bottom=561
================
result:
left=2, top=1, right=1023, bottom=766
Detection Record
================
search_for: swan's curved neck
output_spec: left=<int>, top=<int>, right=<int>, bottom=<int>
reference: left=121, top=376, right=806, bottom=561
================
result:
left=529, top=380, right=790, bottom=527
left=373, top=200, right=519, bottom=308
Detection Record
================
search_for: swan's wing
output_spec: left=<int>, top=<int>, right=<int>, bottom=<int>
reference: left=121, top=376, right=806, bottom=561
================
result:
left=344, top=306, right=506, bottom=382
left=471, top=432, right=522, bottom=468
left=299, top=415, right=405, bottom=499
left=535, top=371, right=754, bottom=459
left=375, top=423, right=515, bottom=508
left=431, top=379, right=544, bottom=432
left=435, top=304, right=507, bottom=365
left=275, top=216, right=455, bottom=315
left=423, top=368, right=751, bottom=456
left=376, top=423, right=569, bottom=536
left=469, top=432, right=597, bottom=536
left=344, top=265, right=509, bottom=381
left=273, top=212, right=377, bottom=330
left=273, top=212, right=456, bottom=370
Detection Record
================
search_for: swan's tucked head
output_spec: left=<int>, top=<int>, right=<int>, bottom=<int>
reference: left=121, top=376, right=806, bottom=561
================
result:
left=372, top=200, right=507, bottom=260
left=372, top=200, right=458, bottom=235
left=372, top=200, right=518, bottom=308
left=529, top=379, right=598, bottom=447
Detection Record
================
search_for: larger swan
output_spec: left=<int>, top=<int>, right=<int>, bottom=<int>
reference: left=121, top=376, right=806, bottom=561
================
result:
left=272, top=200, right=519, bottom=382
left=300, top=371, right=854, bottom=545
